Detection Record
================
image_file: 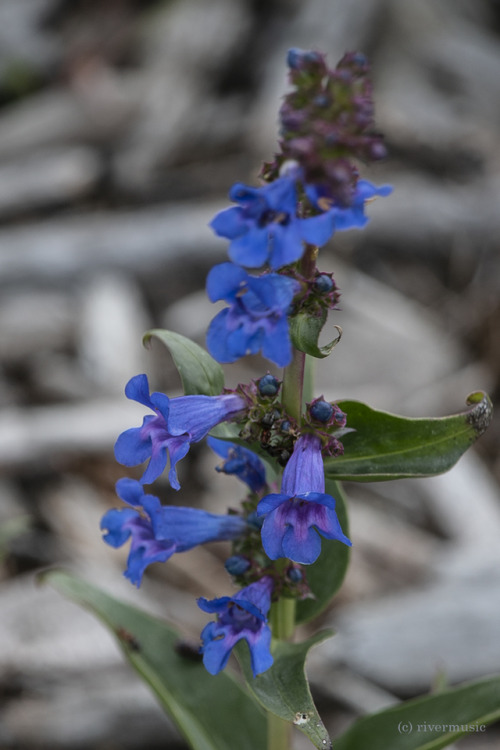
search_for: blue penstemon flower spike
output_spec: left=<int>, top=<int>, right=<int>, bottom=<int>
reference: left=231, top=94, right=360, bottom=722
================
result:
left=206, top=262, right=300, bottom=367
left=256, top=433, right=351, bottom=564
left=198, top=576, right=274, bottom=677
left=114, top=373, right=247, bottom=488
left=101, top=478, right=248, bottom=586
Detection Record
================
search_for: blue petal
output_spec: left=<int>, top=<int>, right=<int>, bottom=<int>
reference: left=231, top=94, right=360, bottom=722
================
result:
left=312, top=504, right=352, bottom=546
left=200, top=624, right=234, bottom=675
left=166, top=397, right=211, bottom=437
left=207, top=437, right=266, bottom=492
left=115, top=477, right=145, bottom=507
left=257, top=493, right=290, bottom=515
left=265, top=176, right=297, bottom=214
left=140, top=444, right=168, bottom=485
left=282, top=522, right=322, bottom=564
left=228, top=183, right=262, bottom=206
left=356, top=179, right=392, bottom=199
left=100, top=508, right=138, bottom=547
left=206, top=436, right=233, bottom=459
left=124, top=374, right=155, bottom=409
left=124, top=540, right=176, bottom=587
left=151, top=505, right=246, bottom=547
left=261, top=313, right=292, bottom=367
left=228, top=325, right=263, bottom=359
left=149, top=391, right=170, bottom=423
left=210, top=206, right=246, bottom=240
left=268, top=223, right=304, bottom=269
left=206, top=262, right=247, bottom=303
left=198, top=596, right=232, bottom=614
left=168, top=395, right=244, bottom=441
left=299, top=211, right=336, bottom=246
left=165, top=436, right=190, bottom=490
left=297, top=491, right=337, bottom=509
left=247, top=273, right=297, bottom=311
left=332, top=205, right=368, bottom=230
left=114, top=423, right=152, bottom=467
left=247, top=624, right=273, bottom=677
left=229, top=226, right=270, bottom=268
left=281, top=434, right=325, bottom=496
left=234, top=577, right=273, bottom=616
left=136, top=491, right=164, bottom=525
left=260, top=507, right=287, bottom=560
left=206, top=309, right=238, bottom=363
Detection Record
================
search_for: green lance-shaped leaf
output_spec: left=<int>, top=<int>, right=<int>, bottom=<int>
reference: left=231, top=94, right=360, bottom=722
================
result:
left=296, top=478, right=350, bottom=624
left=41, top=570, right=266, bottom=750
left=290, top=309, right=342, bottom=359
left=324, top=391, right=492, bottom=482
left=143, top=329, right=225, bottom=396
left=334, top=674, right=500, bottom=750
left=237, top=630, right=334, bottom=750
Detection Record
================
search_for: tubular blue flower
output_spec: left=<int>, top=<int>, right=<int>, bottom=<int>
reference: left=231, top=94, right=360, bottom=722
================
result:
left=210, top=176, right=336, bottom=270
left=256, top=433, right=351, bottom=564
left=206, top=263, right=299, bottom=367
left=101, top=478, right=248, bottom=586
left=207, top=436, right=267, bottom=493
left=114, top=374, right=246, bottom=488
left=306, top=179, right=392, bottom=231
left=198, top=576, right=274, bottom=677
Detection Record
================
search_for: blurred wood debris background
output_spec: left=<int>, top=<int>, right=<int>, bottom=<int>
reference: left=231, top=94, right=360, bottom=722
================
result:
left=0, top=1, right=499, bottom=748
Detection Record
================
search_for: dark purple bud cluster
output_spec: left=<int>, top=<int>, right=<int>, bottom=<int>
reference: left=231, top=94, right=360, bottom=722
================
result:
left=258, top=373, right=281, bottom=397
left=310, top=399, right=334, bottom=423
left=304, top=397, right=348, bottom=457
left=322, top=436, right=345, bottom=457
left=309, top=397, right=346, bottom=428
left=262, top=49, right=387, bottom=208
left=235, top=379, right=299, bottom=466
left=308, top=270, right=341, bottom=314
left=286, top=566, right=303, bottom=583
left=278, top=268, right=340, bottom=323
left=313, top=273, right=335, bottom=294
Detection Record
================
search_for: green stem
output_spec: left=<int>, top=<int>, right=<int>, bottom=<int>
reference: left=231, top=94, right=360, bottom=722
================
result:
left=270, top=592, right=296, bottom=641
left=281, top=242, right=318, bottom=421
left=303, top=353, right=315, bottom=405
left=281, top=345, right=306, bottom=422
left=267, top=244, right=319, bottom=750
left=267, top=592, right=296, bottom=749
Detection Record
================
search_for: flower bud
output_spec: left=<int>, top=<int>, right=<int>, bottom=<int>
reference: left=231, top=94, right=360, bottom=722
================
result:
left=262, top=408, right=281, bottom=427
left=225, top=555, right=251, bottom=576
left=258, top=374, right=280, bottom=397
left=369, top=140, right=388, bottom=160
left=287, top=48, right=324, bottom=71
left=310, top=399, right=334, bottom=423
left=314, top=274, right=335, bottom=294
left=287, top=567, right=303, bottom=583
